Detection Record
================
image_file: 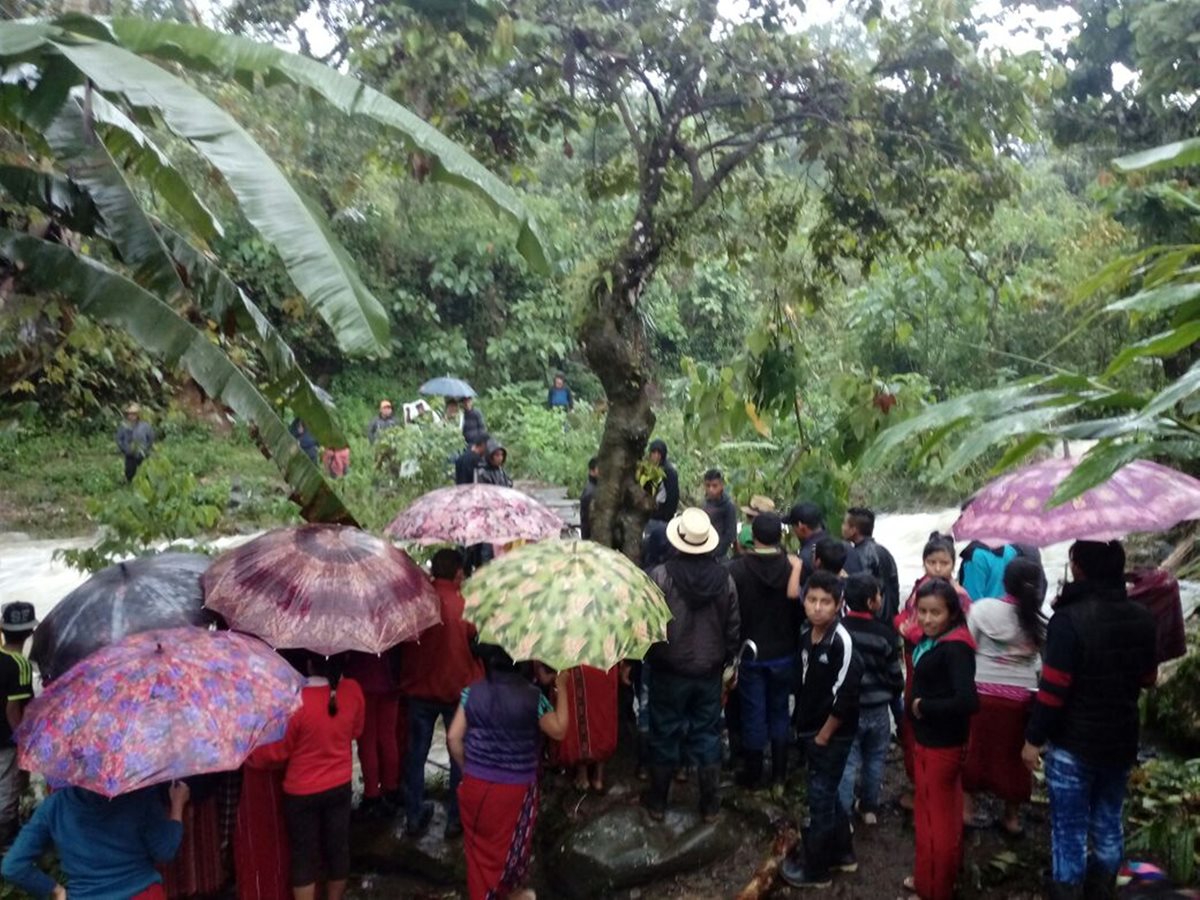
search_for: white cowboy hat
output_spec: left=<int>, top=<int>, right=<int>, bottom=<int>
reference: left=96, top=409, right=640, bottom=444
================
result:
left=665, top=507, right=720, bottom=556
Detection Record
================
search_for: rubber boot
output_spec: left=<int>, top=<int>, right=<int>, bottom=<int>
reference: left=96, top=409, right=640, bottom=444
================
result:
left=737, top=750, right=764, bottom=789
left=698, top=765, right=721, bottom=822
left=640, top=765, right=672, bottom=821
left=1046, top=881, right=1084, bottom=900
left=1083, top=867, right=1118, bottom=900
left=770, top=739, right=790, bottom=785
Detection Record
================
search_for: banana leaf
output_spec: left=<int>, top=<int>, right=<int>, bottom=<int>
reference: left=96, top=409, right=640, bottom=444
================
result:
left=0, top=228, right=355, bottom=525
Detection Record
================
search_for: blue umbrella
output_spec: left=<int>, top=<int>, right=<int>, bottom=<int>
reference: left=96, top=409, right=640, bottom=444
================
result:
left=419, top=376, right=476, bottom=398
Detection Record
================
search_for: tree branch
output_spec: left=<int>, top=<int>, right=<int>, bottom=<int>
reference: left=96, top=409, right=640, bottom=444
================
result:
left=615, top=91, right=645, bottom=162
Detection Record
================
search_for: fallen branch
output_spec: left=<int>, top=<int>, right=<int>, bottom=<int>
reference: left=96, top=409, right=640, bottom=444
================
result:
left=735, top=825, right=799, bottom=900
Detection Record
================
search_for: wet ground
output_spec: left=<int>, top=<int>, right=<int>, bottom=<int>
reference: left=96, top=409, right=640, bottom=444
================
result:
left=344, top=740, right=1054, bottom=899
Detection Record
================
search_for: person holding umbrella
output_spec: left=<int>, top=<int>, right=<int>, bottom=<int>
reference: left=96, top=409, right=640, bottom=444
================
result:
left=3, top=781, right=191, bottom=900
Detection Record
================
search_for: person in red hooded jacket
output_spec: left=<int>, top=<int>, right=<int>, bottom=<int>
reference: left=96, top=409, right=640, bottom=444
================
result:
left=903, top=578, right=979, bottom=900
left=399, top=549, right=483, bottom=839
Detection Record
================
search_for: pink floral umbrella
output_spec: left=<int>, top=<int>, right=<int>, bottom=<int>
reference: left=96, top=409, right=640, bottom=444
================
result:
left=385, top=484, right=564, bottom=546
left=953, top=457, right=1200, bottom=547
left=202, top=525, right=440, bottom=655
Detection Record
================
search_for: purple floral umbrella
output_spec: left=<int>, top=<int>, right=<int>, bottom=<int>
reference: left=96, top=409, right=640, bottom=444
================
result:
left=202, top=524, right=441, bottom=655
left=385, top=484, right=564, bottom=546
left=16, top=628, right=303, bottom=797
left=953, top=457, right=1200, bottom=547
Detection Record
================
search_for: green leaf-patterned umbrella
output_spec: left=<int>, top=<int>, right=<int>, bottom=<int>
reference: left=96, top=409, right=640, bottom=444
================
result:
left=460, top=539, right=672, bottom=670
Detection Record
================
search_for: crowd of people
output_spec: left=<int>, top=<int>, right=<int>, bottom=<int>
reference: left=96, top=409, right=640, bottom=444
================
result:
left=73, top=400, right=1167, bottom=900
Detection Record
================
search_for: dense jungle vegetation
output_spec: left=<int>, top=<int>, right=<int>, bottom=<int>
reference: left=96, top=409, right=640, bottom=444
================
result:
left=0, top=0, right=1196, bottom=554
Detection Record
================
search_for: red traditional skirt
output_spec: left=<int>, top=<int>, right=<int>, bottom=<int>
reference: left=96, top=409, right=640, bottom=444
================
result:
left=160, top=793, right=225, bottom=897
left=550, top=666, right=619, bottom=767
left=962, top=691, right=1033, bottom=803
left=913, top=743, right=966, bottom=900
left=233, top=767, right=291, bottom=900
left=901, top=644, right=916, bottom=783
left=132, top=886, right=167, bottom=900
left=458, top=775, right=539, bottom=900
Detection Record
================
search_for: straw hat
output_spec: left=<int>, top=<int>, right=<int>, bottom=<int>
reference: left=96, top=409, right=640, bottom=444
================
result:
left=665, top=508, right=720, bottom=556
left=124, top=402, right=141, bottom=415
left=740, top=495, right=776, bottom=518
left=379, top=400, right=393, bottom=411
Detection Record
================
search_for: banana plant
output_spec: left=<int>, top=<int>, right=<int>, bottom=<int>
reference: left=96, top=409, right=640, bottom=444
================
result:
left=0, top=14, right=550, bottom=523
left=864, top=138, right=1200, bottom=507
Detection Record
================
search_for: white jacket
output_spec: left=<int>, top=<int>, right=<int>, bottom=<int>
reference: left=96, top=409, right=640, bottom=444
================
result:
left=968, top=596, right=1040, bottom=691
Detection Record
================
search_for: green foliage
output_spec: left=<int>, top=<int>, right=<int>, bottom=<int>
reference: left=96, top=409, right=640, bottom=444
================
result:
left=372, top=422, right=463, bottom=500
left=1126, top=755, right=1200, bottom=883
left=483, top=383, right=604, bottom=492
left=58, top=455, right=223, bottom=572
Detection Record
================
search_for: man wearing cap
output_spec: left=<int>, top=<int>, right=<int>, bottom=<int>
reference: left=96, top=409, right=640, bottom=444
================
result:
left=367, top=400, right=400, bottom=444
left=115, top=403, right=155, bottom=484
left=642, top=508, right=740, bottom=822
left=0, top=602, right=34, bottom=846
left=727, top=513, right=802, bottom=788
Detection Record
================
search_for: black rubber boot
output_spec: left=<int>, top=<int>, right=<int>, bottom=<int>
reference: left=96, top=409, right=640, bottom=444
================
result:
left=737, top=750, right=765, bottom=789
left=1046, top=881, right=1084, bottom=900
left=640, top=765, right=672, bottom=821
left=1083, top=867, right=1118, bottom=900
left=770, top=739, right=790, bottom=784
left=698, top=765, right=722, bottom=822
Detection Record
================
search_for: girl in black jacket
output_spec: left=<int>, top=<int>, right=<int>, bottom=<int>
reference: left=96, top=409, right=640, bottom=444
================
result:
left=905, top=578, right=979, bottom=900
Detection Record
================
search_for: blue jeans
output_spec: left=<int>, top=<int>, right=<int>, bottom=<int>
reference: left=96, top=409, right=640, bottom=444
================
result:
left=647, top=669, right=722, bottom=767
left=737, top=656, right=794, bottom=752
left=803, top=734, right=854, bottom=878
left=404, top=698, right=461, bottom=827
left=1045, top=746, right=1129, bottom=886
left=837, top=703, right=891, bottom=814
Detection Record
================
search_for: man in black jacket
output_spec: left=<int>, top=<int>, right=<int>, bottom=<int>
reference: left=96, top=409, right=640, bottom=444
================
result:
left=1023, top=540, right=1157, bottom=900
left=727, top=513, right=802, bottom=788
left=453, top=434, right=489, bottom=485
left=842, top=507, right=900, bottom=624
left=646, top=439, right=680, bottom=522
left=643, top=508, right=740, bottom=822
left=782, top=570, right=862, bottom=889
left=702, top=468, right=738, bottom=559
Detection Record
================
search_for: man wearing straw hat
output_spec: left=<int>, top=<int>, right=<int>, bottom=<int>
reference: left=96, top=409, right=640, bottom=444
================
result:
left=115, top=403, right=154, bottom=483
left=642, top=508, right=740, bottom=823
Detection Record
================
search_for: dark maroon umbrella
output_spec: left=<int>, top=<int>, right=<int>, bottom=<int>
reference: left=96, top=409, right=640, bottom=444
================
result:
left=201, top=525, right=440, bottom=656
left=30, top=552, right=214, bottom=683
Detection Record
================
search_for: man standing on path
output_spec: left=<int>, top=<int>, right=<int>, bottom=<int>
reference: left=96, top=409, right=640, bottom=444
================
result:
left=461, top=396, right=487, bottom=447
left=702, top=469, right=738, bottom=559
left=454, top=434, right=490, bottom=485
left=115, top=403, right=154, bottom=483
left=0, top=602, right=34, bottom=848
left=367, top=400, right=399, bottom=444
left=842, top=507, right=900, bottom=624
left=579, top=457, right=599, bottom=540
left=642, top=508, right=740, bottom=822
left=1022, top=540, right=1157, bottom=900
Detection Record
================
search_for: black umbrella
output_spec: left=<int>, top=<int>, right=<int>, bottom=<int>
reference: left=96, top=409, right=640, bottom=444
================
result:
left=31, top=552, right=215, bottom=683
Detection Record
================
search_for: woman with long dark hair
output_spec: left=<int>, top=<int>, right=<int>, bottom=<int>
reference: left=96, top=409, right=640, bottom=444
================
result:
left=248, top=652, right=364, bottom=900
left=962, top=557, right=1045, bottom=836
left=447, top=645, right=570, bottom=900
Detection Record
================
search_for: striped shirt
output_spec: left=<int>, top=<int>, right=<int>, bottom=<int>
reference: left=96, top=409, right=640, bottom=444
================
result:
left=0, top=646, right=33, bottom=746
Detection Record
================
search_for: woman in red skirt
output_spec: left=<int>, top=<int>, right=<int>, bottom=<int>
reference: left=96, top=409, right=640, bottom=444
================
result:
left=448, top=645, right=570, bottom=900
left=544, top=665, right=619, bottom=793
left=234, top=763, right=292, bottom=900
left=962, top=557, right=1044, bottom=835
left=895, top=533, right=971, bottom=808
left=161, top=775, right=227, bottom=898
left=904, top=578, right=978, bottom=900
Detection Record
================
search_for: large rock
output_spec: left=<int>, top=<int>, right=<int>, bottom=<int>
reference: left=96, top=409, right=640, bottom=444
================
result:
left=350, top=803, right=465, bottom=885
left=546, top=804, right=748, bottom=899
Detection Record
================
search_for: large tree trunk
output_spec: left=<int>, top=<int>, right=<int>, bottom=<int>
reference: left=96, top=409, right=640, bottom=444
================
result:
left=581, top=245, right=663, bottom=560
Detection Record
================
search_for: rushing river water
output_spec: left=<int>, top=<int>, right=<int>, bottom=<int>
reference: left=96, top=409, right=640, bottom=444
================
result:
left=6, top=507, right=1197, bottom=622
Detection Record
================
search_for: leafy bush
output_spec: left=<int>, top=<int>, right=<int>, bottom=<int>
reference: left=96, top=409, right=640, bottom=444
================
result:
left=1126, top=755, right=1200, bottom=884
left=58, top=455, right=224, bottom=572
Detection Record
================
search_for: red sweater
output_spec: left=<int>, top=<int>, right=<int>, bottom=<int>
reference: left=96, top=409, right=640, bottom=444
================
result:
left=399, top=579, right=482, bottom=705
left=249, top=677, right=365, bottom=796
